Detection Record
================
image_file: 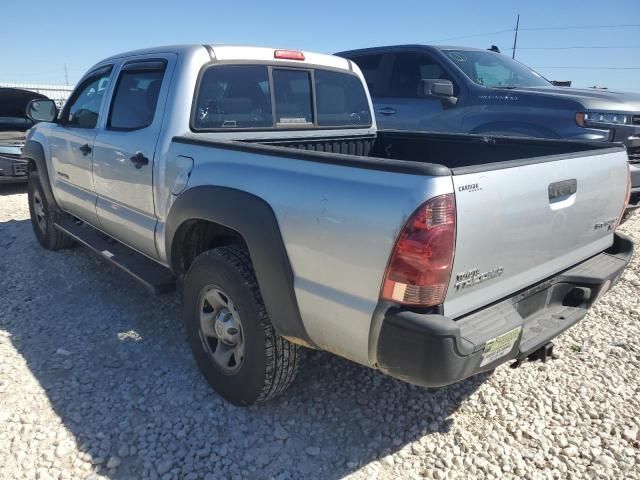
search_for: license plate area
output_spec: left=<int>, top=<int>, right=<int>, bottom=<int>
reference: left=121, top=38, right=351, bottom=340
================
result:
left=480, top=326, right=521, bottom=367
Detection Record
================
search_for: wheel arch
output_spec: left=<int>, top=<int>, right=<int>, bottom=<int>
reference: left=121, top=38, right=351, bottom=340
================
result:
left=21, top=140, right=58, bottom=208
left=166, top=186, right=314, bottom=348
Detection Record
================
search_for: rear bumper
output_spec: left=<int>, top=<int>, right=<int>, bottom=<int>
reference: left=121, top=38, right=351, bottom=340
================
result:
left=0, top=154, right=28, bottom=183
left=376, top=233, right=634, bottom=388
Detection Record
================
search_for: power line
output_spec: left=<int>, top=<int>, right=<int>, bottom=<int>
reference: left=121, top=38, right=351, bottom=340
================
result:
left=534, top=66, right=640, bottom=70
left=425, top=24, right=640, bottom=45
left=520, top=23, right=640, bottom=31
left=511, top=45, right=640, bottom=50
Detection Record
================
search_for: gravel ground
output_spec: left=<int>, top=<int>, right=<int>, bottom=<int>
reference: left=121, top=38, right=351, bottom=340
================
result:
left=0, top=183, right=639, bottom=480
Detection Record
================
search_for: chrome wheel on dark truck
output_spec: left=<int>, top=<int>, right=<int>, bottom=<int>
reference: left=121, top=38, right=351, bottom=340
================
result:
left=27, top=171, right=74, bottom=250
left=183, top=246, right=302, bottom=406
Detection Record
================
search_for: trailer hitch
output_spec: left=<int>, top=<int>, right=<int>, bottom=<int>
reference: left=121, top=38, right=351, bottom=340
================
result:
left=510, top=342, right=557, bottom=369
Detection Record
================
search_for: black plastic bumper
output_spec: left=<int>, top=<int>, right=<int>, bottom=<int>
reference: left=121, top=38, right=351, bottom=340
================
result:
left=376, top=233, right=634, bottom=388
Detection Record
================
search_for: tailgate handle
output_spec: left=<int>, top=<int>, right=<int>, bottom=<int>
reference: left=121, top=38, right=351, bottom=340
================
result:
left=549, top=179, right=577, bottom=201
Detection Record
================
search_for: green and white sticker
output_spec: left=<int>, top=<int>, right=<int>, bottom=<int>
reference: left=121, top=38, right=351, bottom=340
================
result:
left=480, top=327, right=521, bottom=367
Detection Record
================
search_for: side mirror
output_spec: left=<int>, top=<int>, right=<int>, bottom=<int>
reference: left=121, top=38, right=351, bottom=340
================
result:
left=418, top=79, right=457, bottom=105
left=26, top=99, right=58, bottom=123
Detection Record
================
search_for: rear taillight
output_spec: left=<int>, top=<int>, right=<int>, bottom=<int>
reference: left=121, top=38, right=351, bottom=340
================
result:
left=381, top=194, right=456, bottom=307
left=616, top=164, right=632, bottom=227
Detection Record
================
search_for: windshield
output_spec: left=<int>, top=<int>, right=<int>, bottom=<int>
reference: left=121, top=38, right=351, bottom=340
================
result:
left=443, top=50, right=550, bottom=88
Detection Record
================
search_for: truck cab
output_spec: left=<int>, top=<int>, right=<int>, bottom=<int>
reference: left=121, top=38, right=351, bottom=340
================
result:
left=337, top=45, right=640, bottom=210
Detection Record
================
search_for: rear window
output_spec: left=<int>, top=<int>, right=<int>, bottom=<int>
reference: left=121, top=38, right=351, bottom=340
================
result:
left=193, top=64, right=371, bottom=130
left=315, top=69, right=371, bottom=127
left=194, top=65, right=272, bottom=129
left=273, top=69, right=313, bottom=125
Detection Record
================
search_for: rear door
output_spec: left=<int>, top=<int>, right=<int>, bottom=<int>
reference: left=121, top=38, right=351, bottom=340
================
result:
left=376, top=52, right=463, bottom=132
left=92, top=54, right=175, bottom=259
left=346, top=52, right=397, bottom=126
left=444, top=149, right=629, bottom=318
left=48, top=66, right=113, bottom=226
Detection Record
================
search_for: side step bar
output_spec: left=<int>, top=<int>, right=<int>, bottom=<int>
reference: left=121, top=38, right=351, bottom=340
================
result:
left=54, top=219, right=176, bottom=294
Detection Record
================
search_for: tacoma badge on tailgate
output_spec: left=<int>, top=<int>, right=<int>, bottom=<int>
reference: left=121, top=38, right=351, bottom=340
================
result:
left=454, top=266, right=504, bottom=291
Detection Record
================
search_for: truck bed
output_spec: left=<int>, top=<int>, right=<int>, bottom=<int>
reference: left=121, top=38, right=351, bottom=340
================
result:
left=251, top=130, right=620, bottom=173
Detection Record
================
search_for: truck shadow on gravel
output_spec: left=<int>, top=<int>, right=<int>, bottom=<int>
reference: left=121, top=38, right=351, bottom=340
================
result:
left=0, top=217, right=489, bottom=480
left=0, top=184, right=27, bottom=196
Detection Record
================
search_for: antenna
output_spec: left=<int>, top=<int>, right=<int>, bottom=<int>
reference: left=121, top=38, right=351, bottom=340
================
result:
left=512, top=14, right=520, bottom=59
left=64, top=64, right=69, bottom=85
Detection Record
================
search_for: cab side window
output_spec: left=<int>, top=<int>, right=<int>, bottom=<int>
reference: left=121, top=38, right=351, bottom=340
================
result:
left=388, top=53, right=457, bottom=98
left=63, top=68, right=112, bottom=128
left=108, top=61, right=166, bottom=131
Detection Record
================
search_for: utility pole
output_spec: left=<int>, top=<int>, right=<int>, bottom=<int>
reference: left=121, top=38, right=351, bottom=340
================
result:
left=64, top=64, right=69, bottom=86
left=512, top=14, right=520, bottom=59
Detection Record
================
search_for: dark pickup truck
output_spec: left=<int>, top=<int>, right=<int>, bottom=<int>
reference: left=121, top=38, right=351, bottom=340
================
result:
left=337, top=45, right=640, bottom=209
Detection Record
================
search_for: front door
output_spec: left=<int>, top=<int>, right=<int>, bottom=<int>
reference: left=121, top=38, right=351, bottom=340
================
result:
left=48, top=66, right=112, bottom=226
left=375, top=52, right=463, bottom=132
left=92, top=55, right=175, bottom=259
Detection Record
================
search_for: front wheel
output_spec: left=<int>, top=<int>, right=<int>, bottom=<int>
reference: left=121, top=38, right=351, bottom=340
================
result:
left=183, top=245, right=303, bottom=405
left=27, top=171, right=74, bottom=250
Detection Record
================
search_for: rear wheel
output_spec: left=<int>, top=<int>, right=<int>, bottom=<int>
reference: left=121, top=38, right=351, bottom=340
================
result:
left=183, top=245, right=303, bottom=405
left=27, top=171, right=74, bottom=250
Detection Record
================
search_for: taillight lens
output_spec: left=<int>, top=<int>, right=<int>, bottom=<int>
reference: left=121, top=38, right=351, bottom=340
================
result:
left=381, top=194, right=456, bottom=306
left=616, top=164, right=632, bottom=227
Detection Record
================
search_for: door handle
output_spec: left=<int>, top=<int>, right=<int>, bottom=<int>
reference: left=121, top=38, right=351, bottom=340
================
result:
left=377, top=107, right=397, bottom=116
left=130, top=152, right=149, bottom=169
left=79, top=144, right=92, bottom=156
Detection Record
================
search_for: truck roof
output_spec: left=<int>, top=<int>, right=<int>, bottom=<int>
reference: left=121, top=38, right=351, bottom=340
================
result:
left=98, top=44, right=353, bottom=72
left=336, top=44, right=487, bottom=56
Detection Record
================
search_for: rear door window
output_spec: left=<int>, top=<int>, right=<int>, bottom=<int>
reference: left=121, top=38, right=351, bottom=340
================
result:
left=108, top=61, right=166, bottom=130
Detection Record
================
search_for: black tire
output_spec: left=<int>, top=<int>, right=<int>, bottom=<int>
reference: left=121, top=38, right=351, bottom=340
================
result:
left=27, top=171, right=74, bottom=250
left=183, top=245, right=303, bottom=405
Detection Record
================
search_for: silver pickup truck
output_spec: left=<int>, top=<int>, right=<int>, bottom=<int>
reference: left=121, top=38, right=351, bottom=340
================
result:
left=23, top=44, right=633, bottom=406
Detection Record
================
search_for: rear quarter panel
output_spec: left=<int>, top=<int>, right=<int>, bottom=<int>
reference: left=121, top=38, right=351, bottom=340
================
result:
left=167, top=142, right=453, bottom=365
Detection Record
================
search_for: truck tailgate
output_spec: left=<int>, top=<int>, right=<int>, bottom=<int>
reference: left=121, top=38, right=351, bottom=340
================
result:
left=444, top=149, right=629, bottom=318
